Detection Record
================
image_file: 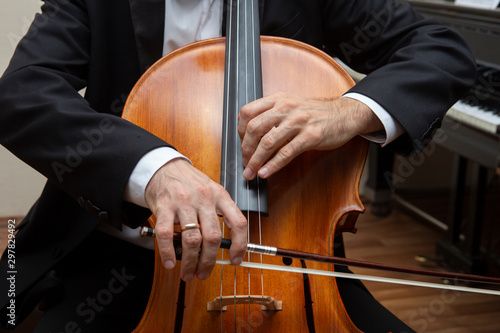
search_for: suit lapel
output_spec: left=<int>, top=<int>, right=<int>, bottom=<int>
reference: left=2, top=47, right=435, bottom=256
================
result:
left=259, top=0, right=266, bottom=27
left=129, top=0, right=165, bottom=73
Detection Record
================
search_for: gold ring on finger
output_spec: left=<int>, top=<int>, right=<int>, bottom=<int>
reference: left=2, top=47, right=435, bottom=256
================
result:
left=180, top=223, right=200, bottom=232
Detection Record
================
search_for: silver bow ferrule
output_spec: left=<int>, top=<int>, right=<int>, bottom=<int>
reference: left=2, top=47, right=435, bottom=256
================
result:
left=246, top=243, right=278, bottom=256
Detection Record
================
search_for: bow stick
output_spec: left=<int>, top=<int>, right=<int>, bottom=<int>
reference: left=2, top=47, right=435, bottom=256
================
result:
left=140, top=227, right=500, bottom=295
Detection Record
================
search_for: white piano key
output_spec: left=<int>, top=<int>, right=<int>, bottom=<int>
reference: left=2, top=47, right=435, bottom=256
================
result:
left=446, top=100, right=500, bottom=135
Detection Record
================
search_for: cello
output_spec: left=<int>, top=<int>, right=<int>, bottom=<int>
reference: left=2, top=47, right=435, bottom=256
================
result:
left=123, top=0, right=368, bottom=331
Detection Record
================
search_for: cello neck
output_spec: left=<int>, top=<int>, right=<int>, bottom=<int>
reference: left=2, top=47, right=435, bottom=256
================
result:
left=220, top=0, right=268, bottom=214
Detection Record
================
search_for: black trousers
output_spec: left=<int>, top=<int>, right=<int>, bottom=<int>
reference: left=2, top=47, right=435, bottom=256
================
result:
left=32, top=231, right=154, bottom=332
left=32, top=231, right=414, bottom=333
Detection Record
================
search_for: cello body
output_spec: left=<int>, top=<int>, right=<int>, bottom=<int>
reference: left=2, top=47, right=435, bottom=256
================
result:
left=123, top=36, right=368, bottom=332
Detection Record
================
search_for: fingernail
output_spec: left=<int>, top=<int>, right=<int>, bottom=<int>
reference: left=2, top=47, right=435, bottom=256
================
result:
left=242, top=167, right=253, bottom=179
left=183, top=273, right=194, bottom=282
left=198, top=272, right=209, bottom=280
left=233, top=256, right=243, bottom=265
left=164, top=260, right=175, bottom=269
left=258, top=167, right=269, bottom=178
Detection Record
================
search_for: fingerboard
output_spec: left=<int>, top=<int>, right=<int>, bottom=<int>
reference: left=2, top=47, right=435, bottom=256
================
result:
left=220, top=0, right=268, bottom=215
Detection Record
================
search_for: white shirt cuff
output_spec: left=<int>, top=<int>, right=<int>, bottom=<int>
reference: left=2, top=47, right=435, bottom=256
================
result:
left=343, top=92, right=405, bottom=146
left=124, top=147, right=191, bottom=208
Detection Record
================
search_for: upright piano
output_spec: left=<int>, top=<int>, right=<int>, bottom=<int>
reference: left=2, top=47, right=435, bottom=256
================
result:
left=366, top=0, right=500, bottom=275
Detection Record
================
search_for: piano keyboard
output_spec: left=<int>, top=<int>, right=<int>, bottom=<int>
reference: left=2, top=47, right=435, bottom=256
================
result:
left=445, top=61, right=500, bottom=136
left=446, top=100, right=500, bottom=135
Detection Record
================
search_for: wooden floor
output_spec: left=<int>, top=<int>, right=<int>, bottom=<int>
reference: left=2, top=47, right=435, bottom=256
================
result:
left=1, top=203, right=500, bottom=332
left=343, top=203, right=500, bottom=333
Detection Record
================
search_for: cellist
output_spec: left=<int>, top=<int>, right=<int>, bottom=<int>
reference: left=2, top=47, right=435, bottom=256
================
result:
left=0, top=0, right=475, bottom=332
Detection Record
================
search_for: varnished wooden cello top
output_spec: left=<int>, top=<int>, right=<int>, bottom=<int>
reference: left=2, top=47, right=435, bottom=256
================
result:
left=122, top=1, right=368, bottom=331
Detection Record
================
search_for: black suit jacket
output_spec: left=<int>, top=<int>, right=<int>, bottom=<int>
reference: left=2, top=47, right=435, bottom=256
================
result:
left=0, top=0, right=475, bottom=320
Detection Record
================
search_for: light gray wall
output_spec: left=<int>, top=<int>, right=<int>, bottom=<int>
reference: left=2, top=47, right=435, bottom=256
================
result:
left=0, top=1, right=45, bottom=217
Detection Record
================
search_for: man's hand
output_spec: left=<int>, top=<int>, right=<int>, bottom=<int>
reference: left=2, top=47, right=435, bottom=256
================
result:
left=144, top=158, right=247, bottom=282
left=238, top=92, right=383, bottom=180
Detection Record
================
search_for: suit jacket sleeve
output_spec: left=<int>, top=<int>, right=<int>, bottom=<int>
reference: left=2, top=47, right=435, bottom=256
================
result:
left=319, top=0, right=476, bottom=155
left=0, top=0, right=168, bottom=228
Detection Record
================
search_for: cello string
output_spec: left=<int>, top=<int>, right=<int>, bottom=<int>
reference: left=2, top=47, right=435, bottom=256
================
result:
left=251, top=1, right=265, bottom=330
left=249, top=1, right=266, bottom=331
left=215, top=260, right=500, bottom=296
left=234, top=0, right=239, bottom=328
left=233, top=0, right=245, bottom=332
left=243, top=1, right=253, bottom=331
left=221, top=0, right=235, bottom=330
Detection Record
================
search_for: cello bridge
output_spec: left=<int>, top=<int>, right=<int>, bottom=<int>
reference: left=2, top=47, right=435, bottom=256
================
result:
left=207, top=295, right=282, bottom=312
